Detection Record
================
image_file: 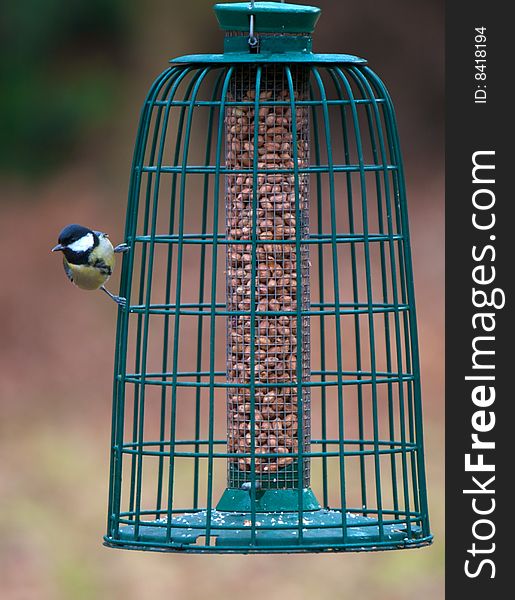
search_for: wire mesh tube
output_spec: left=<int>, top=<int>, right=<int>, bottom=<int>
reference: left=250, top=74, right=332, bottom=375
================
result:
left=225, top=65, right=311, bottom=490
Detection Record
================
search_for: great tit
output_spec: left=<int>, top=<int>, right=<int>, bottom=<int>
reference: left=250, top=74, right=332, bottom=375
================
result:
left=52, top=224, right=129, bottom=306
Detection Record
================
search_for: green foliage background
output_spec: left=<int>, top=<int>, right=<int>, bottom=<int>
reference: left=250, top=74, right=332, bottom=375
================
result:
left=0, top=0, right=132, bottom=175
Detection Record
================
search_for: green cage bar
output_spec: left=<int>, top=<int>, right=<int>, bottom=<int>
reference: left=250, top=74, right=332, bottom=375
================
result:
left=104, top=1, right=432, bottom=553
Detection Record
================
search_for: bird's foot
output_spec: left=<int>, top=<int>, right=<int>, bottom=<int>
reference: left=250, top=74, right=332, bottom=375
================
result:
left=114, top=243, right=130, bottom=253
left=101, top=285, right=127, bottom=308
left=113, top=295, right=127, bottom=308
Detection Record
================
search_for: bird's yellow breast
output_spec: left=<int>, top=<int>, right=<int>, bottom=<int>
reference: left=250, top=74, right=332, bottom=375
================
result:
left=63, top=236, right=115, bottom=291
left=64, top=261, right=111, bottom=290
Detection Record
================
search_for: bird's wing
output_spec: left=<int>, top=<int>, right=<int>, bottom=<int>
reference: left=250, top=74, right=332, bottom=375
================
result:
left=63, top=258, right=74, bottom=283
left=92, top=258, right=113, bottom=277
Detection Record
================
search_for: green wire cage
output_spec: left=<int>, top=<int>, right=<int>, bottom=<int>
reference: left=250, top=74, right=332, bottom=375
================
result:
left=105, top=1, right=432, bottom=553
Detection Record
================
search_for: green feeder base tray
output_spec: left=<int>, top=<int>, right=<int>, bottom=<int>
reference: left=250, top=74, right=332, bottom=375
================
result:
left=104, top=505, right=431, bottom=553
left=216, top=487, right=321, bottom=512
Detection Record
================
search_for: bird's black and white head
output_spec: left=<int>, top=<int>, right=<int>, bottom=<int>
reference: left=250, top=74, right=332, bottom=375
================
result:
left=52, top=224, right=100, bottom=264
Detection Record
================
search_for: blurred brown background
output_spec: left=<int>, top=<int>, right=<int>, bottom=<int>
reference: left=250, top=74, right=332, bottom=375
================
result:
left=0, top=1, right=444, bottom=598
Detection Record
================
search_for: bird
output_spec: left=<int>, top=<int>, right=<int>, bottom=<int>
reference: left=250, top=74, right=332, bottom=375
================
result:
left=52, top=224, right=129, bottom=306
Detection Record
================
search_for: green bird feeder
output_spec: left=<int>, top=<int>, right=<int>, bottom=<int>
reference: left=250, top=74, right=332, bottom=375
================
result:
left=105, top=0, right=433, bottom=553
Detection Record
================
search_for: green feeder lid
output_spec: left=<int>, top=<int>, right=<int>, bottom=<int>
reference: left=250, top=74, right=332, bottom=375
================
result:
left=171, top=1, right=367, bottom=65
left=214, top=2, right=321, bottom=34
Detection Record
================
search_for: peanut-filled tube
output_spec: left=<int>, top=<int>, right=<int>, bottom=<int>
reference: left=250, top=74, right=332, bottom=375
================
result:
left=225, top=64, right=311, bottom=490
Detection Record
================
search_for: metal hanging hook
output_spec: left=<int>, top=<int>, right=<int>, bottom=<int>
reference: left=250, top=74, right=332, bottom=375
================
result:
left=248, top=15, right=258, bottom=48
left=248, top=0, right=287, bottom=47
left=248, top=1, right=258, bottom=49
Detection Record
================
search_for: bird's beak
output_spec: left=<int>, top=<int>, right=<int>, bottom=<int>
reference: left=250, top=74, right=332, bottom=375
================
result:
left=52, top=244, right=65, bottom=252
